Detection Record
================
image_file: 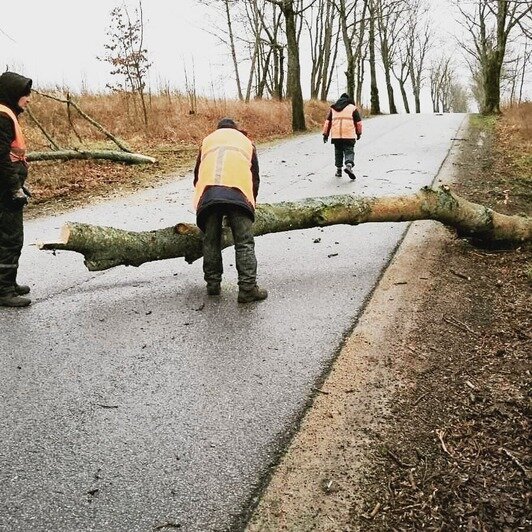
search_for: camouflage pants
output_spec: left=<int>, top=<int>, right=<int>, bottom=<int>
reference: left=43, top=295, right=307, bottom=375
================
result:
left=202, top=207, right=257, bottom=289
left=0, top=204, right=24, bottom=296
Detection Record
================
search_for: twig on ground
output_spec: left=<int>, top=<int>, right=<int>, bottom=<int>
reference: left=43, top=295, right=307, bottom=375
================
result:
left=413, top=392, right=429, bottom=406
left=502, top=448, right=530, bottom=478
left=93, top=403, right=119, bottom=409
left=386, top=449, right=417, bottom=468
left=153, top=522, right=181, bottom=530
left=391, top=503, right=422, bottom=513
left=443, top=315, right=479, bottom=336
left=436, top=429, right=452, bottom=456
left=361, top=502, right=382, bottom=520
left=450, top=269, right=471, bottom=281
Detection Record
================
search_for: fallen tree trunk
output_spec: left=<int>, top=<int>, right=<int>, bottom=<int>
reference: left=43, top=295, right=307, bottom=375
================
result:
left=27, top=150, right=156, bottom=165
left=38, top=186, right=531, bottom=271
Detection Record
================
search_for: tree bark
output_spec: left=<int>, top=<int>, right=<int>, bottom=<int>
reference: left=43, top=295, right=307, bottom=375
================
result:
left=368, top=0, right=381, bottom=115
left=224, top=0, right=244, bottom=101
left=281, top=1, right=306, bottom=131
left=27, top=150, right=156, bottom=164
left=38, top=186, right=531, bottom=271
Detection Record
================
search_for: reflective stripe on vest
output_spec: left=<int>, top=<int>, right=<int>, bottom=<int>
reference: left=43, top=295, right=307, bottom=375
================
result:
left=330, top=104, right=357, bottom=139
left=0, top=104, right=27, bottom=163
left=194, top=128, right=255, bottom=210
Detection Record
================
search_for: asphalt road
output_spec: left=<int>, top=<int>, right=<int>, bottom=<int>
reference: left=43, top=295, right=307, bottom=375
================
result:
left=0, top=113, right=466, bottom=531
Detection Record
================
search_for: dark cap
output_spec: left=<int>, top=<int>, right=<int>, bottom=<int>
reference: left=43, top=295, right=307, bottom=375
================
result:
left=217, top=117, right=238, bottom=129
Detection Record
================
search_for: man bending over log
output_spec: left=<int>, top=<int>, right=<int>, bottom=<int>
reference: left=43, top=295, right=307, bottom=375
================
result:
left=193, top=118, right=268, bottom=304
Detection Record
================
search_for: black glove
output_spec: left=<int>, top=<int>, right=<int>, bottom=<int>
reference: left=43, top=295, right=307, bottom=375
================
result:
left=323, top=135, right=328, bottom=144
left=22, top=185, right=32, bottom=198
left=10, top=189, right=28, bottom=207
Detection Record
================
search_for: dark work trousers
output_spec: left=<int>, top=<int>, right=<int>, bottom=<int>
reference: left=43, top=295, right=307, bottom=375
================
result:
left=202, top=206, right=257, bottom=290
left=0, top=203, right=24, bottom=296
left=333, top=140, right=355, bottom=168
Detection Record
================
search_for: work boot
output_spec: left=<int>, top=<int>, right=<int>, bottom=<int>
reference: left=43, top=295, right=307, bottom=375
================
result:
left=344, top=163, right=356, bottom=180
left=0, top=293, right=31, bottom=307
left=335, top=167, right=342, bottom=177
left=206, top=282, right=221, bottom=296
left=15, top=284, right=30, bottom=295
left=238, top=285, right=268, bottom=304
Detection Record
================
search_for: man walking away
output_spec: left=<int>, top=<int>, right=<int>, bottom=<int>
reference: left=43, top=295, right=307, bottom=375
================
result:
left=0, top=71, right=33, bottom=308
left=193, top=118, right=268, bottom=304
left=322, top=93, right=363, bottom=180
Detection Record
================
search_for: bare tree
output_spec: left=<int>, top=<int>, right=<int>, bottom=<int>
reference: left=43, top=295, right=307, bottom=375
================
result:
left=266, top=0, right=311, bottom=131
left=448, top=82, right=470, bottom=112
left=507, top=39, right=532, bottom=105
left=333, top=0, right=368, bottom=102
left=454, top=0, right=532, bottom=114
left=224, top=0, right=245, bottom=100
left=367, top=0, right=381, bottom=114
left=409, top=27, right=431, bottom=113
left=429, top=56, right=468, bottom=113
left=199, top=0, right=246, bottom=100
left=404, top=0, right=431, bottom=113
left=306, top=0, right=339, bottom=100
left=375, top=0, right=409, bottom=114
left=517, top=39, right=531, bottom=104
left=246, top=0, right=285, bottom=100
left=392, top=34, right=412, bottom=113
left=99, top=1, right=152, bottom=126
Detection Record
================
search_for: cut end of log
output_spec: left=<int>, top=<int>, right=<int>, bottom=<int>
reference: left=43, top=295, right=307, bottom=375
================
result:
left=60, top=225, right=72, bottom=244
left=36, top=224, right=71, bottom=250
left=175, top=223, right=201, bottom=236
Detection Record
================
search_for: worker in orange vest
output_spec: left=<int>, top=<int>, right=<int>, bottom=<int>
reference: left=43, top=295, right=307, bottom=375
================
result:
left=193, top=118, right=268, bottom=303
left=0, top=71, right=33, bottom=307
left=322, top=93, right=363, bottom=180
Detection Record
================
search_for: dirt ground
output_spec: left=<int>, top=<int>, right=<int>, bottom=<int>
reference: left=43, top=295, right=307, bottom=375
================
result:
left=245, top=117, right=531, bottom=531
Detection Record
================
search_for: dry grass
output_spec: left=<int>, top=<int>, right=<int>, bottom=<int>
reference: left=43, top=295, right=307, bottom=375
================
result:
left=25, top=91, right=328, bottom=151
left=497, top=102, right=532, bottom=181
left=23, top=92, right=329, bottom=215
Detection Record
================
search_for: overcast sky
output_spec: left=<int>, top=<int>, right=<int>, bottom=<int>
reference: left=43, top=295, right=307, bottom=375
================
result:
left=1, top=1, right=228, bottom=94
left=1, top=0, right=527, bottom=107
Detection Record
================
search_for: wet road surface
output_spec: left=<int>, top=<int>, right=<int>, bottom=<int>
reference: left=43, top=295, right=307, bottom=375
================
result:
left=0, top=113, right=466, bottom=531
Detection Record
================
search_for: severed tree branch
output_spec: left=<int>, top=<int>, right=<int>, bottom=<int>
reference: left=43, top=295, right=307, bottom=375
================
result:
left=37, top=186, right=531, bottom=272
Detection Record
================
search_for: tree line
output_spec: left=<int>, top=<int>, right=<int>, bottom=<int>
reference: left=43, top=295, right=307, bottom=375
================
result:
left=99, top=0, right=531, bottom=131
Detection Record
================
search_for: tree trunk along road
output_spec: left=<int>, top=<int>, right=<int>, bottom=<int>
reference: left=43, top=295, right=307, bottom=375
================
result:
left=39, top=187, right=530, bottom=271
left=1, top=114, right=469, bottom=531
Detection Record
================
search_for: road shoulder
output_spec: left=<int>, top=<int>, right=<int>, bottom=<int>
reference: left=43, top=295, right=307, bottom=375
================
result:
left=246, top=116, right=530, bottom=530
left=246, top=217, right=451, bottom=531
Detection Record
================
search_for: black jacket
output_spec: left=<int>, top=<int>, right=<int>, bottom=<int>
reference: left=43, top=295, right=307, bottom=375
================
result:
left=0, top=72, right=32, bottom=198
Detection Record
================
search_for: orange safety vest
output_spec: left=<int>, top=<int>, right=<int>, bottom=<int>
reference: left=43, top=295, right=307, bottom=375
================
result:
left=194, top=128, right=255, bottom=210
left=323, top=103, right=358, bottom=139
left=0, top=104, right=27, bottom=164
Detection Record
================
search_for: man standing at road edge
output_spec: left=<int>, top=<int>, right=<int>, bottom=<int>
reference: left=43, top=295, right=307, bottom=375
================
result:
left=0, top=71, right=33, bottom=308
left=193, top=118, right=268, bottom=304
